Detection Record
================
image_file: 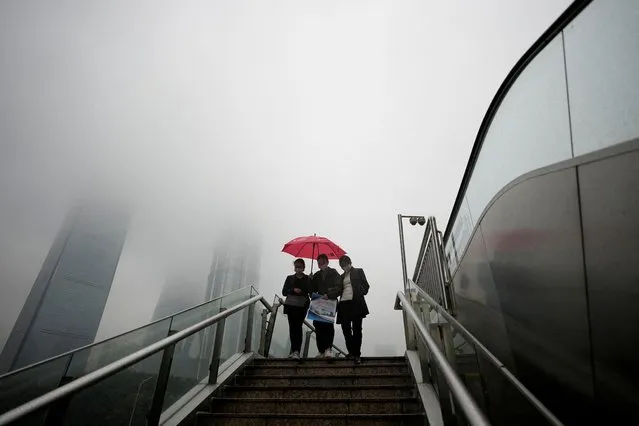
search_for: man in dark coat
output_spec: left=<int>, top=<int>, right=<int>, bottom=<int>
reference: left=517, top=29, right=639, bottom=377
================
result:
left=332, top=255, right=370, bottom=364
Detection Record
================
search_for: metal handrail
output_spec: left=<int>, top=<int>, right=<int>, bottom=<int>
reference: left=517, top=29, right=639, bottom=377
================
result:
left=411, top=216, right=452, bottom=311
left=274, top=296, right=348, bottom=357
left=0, top=285, right=254, bottom=380
left=0, top=294, right=272, bottom=426
left=398, top=291, right=489, bottom=426
left=412, top=218, right=434, bottom=283
left=409, top=284, right=565, bottom=426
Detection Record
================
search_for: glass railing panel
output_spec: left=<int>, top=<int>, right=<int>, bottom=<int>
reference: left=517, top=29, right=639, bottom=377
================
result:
left=218, top=285, right=253, bottom=310
left=305, top=331, right=319, bottom=358
left=412, top=285, right=559, bottom=425
left=218, top=287, right=254, bottom=365
left=465, top=33, right=573, bottom=227
left=269, top=303, right=291, bottom=358
left=564, top=0, right=639, bottom=156
left=66, top=318, right=172, bottom=380
left=0, top=289, right=249, bottom=419
left=252, top=304, right=268, bottom=354
left=162, top=298, right=223, bottom=409
left=63, top=351, right=163, bottom=426
left=219, top=310, right=248, bottom=366
left=0, top=354, right=71, bottom=423
left=448, top=325, right=488, bottom=417
left=162, top=287, right=254, bottom=409
left=473, top=354, right=550, bottom=426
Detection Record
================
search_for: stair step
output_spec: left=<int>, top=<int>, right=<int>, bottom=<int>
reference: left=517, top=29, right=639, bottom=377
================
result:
left=222, top=384, right=416, bottom=399
left=234, top=373, right=413, bottom=387
left=196, top=412, right=426, bottom=425
left=210, top=397, right=422, bottom=415
left=253, top=356, right=405, bottom=367
left=243, top=364, right=408, bottom=376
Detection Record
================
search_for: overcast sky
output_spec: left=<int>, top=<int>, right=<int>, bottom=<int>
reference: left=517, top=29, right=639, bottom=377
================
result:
left=0, top=0, right=571, bottom=357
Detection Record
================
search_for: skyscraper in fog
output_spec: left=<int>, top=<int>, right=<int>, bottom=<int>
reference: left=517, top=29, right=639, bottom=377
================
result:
left=152, top=229, right=261, bottom=380
left=147, top=276, right=206, bottom=379
left=201, top=230, right=261, bottom=361
left=152, top=277, right=204, bottom=321
left=205, top=230, right=261, bottom=300
left=0, top=203, right=127, bottom=373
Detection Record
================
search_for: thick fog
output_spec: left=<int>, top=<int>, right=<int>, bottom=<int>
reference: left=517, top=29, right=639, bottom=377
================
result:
left=0, top=0, right=570, bottom=356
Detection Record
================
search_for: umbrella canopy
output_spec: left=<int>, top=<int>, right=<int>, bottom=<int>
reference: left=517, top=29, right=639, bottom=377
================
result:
left=282, top=235, right=346, bottom=260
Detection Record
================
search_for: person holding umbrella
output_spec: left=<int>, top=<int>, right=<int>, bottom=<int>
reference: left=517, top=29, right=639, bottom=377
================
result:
left=334, top=255, right=370, bottom=364
left=310, top=253, right=340, bottom=358
left=280, top=234, right=346, bottom=359
left=282, top=258, right=311, bottom=359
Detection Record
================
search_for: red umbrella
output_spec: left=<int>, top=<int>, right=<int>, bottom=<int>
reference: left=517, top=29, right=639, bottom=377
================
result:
left=282, top=234, right=346, bottom=273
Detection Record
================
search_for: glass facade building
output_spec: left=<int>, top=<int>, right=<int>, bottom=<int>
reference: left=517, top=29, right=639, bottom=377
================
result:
left=0, top=203, right=128, bottom=373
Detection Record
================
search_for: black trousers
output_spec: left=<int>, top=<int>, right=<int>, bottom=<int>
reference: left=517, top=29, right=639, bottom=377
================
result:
left=341, top=317, right=363, bottom=357
left=313, top=320, right=335, bottom=353
left=286, top=306, right=307, bottom=353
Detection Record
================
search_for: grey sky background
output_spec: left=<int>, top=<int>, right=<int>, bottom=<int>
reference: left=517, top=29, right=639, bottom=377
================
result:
left=0, top=0, right=571, bottom=356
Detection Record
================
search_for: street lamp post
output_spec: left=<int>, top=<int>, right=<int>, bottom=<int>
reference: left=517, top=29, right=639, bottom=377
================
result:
left=397, top=214, right=426, bottom=291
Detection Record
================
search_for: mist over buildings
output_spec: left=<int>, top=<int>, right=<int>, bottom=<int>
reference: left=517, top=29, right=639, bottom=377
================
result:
left=0, top=0, right=570, bottom=356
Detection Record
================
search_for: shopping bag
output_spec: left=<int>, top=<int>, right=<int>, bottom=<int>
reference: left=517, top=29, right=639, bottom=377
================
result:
left=307, top=297, right=337, bottom=324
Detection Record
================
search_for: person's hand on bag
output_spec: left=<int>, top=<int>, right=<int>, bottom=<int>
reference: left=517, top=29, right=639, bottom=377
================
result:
left=293, top=288, right=302, bottom=294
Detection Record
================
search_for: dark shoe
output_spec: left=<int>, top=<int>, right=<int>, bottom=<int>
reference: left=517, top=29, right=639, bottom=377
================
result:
left=346, top=354, right=354, bottom=360
left=354, top=356, right=362, bottom=365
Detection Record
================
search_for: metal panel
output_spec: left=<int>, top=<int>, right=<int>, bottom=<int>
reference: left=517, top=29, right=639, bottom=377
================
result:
left=579, top=150, right=639, bottom=423
left=451, top=225, right=513, bottom=371
left=480, top=168, right=594, bottom=425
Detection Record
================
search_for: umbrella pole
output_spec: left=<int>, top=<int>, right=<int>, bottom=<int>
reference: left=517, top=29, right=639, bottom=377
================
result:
left=310, top=242, right=315, bottom=275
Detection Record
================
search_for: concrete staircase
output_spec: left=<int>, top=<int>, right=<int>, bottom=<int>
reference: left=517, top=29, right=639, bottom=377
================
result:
left=196, top=356, right=427, bottom=425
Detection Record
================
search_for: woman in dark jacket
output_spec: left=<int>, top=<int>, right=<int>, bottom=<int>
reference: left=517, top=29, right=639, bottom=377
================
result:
left=332, top=255, right=370, bottom=364
left=282, top=258, right=311, bottom=359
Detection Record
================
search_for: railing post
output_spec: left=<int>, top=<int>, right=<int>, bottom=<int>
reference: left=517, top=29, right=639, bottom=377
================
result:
left=146, top=330, right=177, bottom=426
left=413, top=297, right=432, bottom=384
left=208, top=309, right=227, bottom=384
left=244, top=304, right=255, bottom=353
left=402, top=309, right=418, bottom=351
left=302, top=331, right=312, bottom=358
left=430, top=217, right=452, bottom=312
left=264, top=304, right=279, bottom=357
left=440, top=322, right=458, bottom=372
left=258, top=308, right=269, bottom=356
left=398, top=214, right=409, bottom=291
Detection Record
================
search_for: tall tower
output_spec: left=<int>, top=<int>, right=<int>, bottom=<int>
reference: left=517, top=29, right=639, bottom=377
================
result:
left=144, top=276, right=206, bottom=379
left=205, top=230, right=261, bottom=301
left=151, top=277, right=205, bottom=321
left=0, top=203, right=128, bottom=373
left=199, top=229, right=261, bottom=368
